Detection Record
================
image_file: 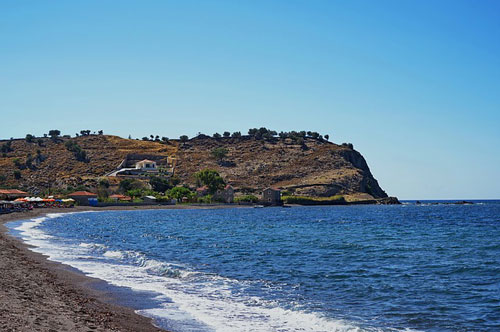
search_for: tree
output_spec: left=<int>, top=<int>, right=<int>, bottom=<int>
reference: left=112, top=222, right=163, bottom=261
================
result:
left=155, top=135, right=160, bottom=141
left=48, top=130, right=61, bottom=141
left=231, top=131, right=242, bottom=138
left=324, top=134, right=329, bottom=141
left=98, top=130, right=103, bottom=135
left=223, top=131, right=231, bottom=137
left=167, top=186, right=193, bottom=201
left=149, top=176, right=172, bottom=193
left=194, top=169, right=225, bottom=194
left=80, top=130, right=91, bottom=136
left=119, top=178, right=144, bottom=192
left=248, top=128, right=258, bottom=136
left=213, top=132, right=221, bottom=138
left=13, top=170, right=21, bottom=179
left=161, top=136, right=169, bottom=143
left=1, top=141, right=13, bottom=153
left=179, top=135, right=189, bottom=143
left=25, top=134, right=35, bottom=143
left=150, top=135, right=154, bottom=140
left=142, top=137, right=149, bottom=141
left=211, top=147, right=228, bottom=164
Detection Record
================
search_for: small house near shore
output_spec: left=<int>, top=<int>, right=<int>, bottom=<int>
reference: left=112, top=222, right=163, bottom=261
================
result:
left=109, top=194, right=132, bottom=202
left=68, top=191, right=97, bottom=206
left=196, top=186, right=209, bottom=196
left=215, top=185, right=235, bottom=203
left=0, top=189, right=29, bottom=200
left=262, top=187, right=281, bottom=205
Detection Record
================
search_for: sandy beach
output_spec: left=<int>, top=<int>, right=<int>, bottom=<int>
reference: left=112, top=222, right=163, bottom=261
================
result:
left=0, top=204, right=245, bottom=332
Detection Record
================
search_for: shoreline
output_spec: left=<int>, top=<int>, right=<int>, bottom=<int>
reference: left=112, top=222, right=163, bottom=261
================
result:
left=0, top=204, right=248, bottom=332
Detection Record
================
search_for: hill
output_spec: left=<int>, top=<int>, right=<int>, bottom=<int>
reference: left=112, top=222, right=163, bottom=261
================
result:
left=0, top=133, right=392, bottom=201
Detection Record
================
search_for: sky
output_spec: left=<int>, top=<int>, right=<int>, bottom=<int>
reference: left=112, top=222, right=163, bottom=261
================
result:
left=1, top=0, right=499, bottom=199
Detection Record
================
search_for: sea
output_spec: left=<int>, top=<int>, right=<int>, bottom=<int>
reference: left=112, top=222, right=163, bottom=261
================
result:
left=7, top=201, right=500, bottom=332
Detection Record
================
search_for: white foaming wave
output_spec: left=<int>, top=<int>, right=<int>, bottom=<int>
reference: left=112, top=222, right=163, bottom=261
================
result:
left=103, top=250, right=124, bottom=259
left=9, top=214, right=392, bottom=332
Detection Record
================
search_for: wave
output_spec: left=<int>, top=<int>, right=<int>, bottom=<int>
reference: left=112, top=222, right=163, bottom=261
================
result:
left=8, top=215, right=395, bottom=332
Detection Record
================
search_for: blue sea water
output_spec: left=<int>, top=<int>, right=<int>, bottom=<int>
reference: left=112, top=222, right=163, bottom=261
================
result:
left=7, top=202, right=500, bottom=332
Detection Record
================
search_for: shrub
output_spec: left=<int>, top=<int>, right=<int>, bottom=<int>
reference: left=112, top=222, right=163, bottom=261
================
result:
left=179, top=135, right=189, bottom=143
left=98, top=178, right=110, bottom=188
left=13, top=158, right=24, bottom=169
left=211, top=147, right=228, bottom=164
left=166, top=186, right=194, bottom=201
left=223, top=131, right=231, bottom=137
left=197, top=194, right=213, bottom=204
left=13, top=170, right=21, bottom=179
left=1, top=141, right=13, bottom=153
left=194, top=169, right=225, bottom=194
left=25, top=134, right=35, bottom=142
left=65, top=140, right=89, bottom=162
left=119, top=178, right=144, bottom=192
left=234, top=195, right=259, bottom=203
left=231, top=131, right=241, bottom=138
left=213, top=133, right=221, bottom=138
left=149, top=176, right=172, bottom=193
left=282, top=195, right=346, bottom=205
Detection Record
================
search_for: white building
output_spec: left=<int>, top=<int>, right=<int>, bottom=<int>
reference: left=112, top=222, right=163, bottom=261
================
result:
left=135, top=159, right=157, bottom=170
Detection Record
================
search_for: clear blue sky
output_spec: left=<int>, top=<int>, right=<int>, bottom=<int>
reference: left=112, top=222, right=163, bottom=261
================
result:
left=1, top=1, right=499, bottom=199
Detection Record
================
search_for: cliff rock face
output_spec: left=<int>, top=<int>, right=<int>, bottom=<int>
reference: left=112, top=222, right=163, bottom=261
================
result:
left=0, top=135, right=388, bottom=199
left=175, top=136, right=388, bottom=198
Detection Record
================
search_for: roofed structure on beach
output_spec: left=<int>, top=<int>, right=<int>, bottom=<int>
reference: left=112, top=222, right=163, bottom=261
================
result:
left=68, top=191, right=97, bottom=206
left=0, top=189, right=29, bottom=200
left=109, top=194, right=132, bottom=201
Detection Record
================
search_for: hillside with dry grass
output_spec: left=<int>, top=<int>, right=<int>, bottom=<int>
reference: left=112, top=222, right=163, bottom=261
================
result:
left=0, top=134, right=390, bottom=200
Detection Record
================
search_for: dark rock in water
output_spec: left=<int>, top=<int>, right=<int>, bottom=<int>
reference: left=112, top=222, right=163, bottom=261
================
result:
left=453, top=201, right=474, bottom=205
left=376, top=197, right=401, bottom=205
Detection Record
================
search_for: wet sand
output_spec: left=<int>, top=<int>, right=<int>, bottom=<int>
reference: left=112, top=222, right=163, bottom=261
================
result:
left=0, top=204, right=245, bottom=331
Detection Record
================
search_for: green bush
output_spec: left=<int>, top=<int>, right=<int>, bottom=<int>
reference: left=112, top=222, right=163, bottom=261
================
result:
left=282, top=195, right=346, bottom=205
left=65, top=140, right=89, bottom=162
left=166, top=186, right=194, bottom=201
left=197, top=194, right=213, bottom=204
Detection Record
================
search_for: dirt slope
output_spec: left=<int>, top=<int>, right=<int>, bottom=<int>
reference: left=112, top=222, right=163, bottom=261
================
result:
left=0, top=135, right=388, bottom=198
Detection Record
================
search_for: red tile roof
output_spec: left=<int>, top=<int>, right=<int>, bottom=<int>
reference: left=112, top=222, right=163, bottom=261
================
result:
left=0, top=189, right=29, bottom=195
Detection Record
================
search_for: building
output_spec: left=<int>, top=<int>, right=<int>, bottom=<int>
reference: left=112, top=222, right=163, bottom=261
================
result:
left=262, top=187, right=281, bottom=205
left=106, top=154, right=170, bottom=177
left=142, top=195, right=157, bottom=203
left=68, top=191, right=98, bottom=206
left=0, top=189, right=29, bottom=200
left=215, top=185, right=234, bottom=203
left=196, top=186, right=209, bottom=196
left=109, top=194, right=132, bottom=202
left=135, top=159, right=157, bottom=171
